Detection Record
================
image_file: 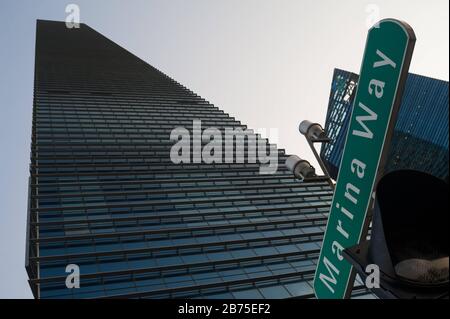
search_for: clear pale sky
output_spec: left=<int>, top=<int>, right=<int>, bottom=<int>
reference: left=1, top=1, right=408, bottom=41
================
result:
left=0, top=0, right=448, bottom=298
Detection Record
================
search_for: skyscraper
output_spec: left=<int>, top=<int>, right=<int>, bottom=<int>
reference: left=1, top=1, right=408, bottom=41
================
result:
left=26, top=20, right=372, bottom=299
left=321, top=68, right=449, bottom=181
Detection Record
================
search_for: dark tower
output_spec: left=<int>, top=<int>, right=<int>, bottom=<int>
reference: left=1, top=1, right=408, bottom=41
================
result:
left=26, top=20, right=372, bottom=299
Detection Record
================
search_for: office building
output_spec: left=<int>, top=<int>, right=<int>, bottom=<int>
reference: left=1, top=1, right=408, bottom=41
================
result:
left=26, top=21, right=372, bottom=299
left=321, top=68, right=449, bottom=181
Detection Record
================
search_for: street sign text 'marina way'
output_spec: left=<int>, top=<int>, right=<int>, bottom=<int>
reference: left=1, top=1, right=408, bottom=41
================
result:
left=314, top=19, right=416, bottom=299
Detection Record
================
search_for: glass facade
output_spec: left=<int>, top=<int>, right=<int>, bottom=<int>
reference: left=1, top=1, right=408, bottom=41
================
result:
left=321, top=68, right=449, bottom=181
left=26, top=20, right=372, bottom=299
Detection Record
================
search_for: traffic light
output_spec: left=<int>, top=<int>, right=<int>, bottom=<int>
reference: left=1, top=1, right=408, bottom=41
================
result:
left=344, top=169, right=449, bottom=299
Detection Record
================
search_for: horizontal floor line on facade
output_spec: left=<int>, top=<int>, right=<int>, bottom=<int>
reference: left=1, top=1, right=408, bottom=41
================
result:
left=35, top=90, right=207, bottom=100
left=35, top=244, right=321, bottom=290
left=34, top=185, right=329, bottom=202
left=34, top=180, right=302, bottom=191
left=33, top=176, right=326, bottom=188
left=32, top=189, right=332, bottom=212
left=35, top=86, right=204, bottom=94
left=33, top=177, right=330, bottom=189
left=34, top=117, right=240, bottom=124
left=98, top=267, right=318, bottom=299
left=34, top=105, right=226, bottom=111
left=30, top=249, right=320, bottom=285
left=34, top=181, right=330, bottom=199
left=31, top=152, right=287, bottom=161
left=35, top=192, right=332, bottom=212
left=34, top=129, right=263, bottom=136
left=35, top=203, right=330, bottom=229
left=32, top=138, right=273, bottom=144
left=34, top=103, right=216, bottom=111
left=31, top=150, right=284, bottom=159
left=32, top=172, right=298, bottom=184
left=34, top=240, right=323, bottom=280
left=34, top=124, right=250, bottom=131
left=34, top=108, right=227, bottom=114
left=31, top=228, right=324, bottom=263
left=34, top=107, right=228, bottom=113
left=34, top=115, right=237, bottom=122
left=34, top=118, right=239, bottom=124
left=30, top=173, right=322, bottom=187
left=32, top=158, right=289, bottom=170
left=31, top=166, right=293, bottom=178
left=35, top=107, right=225, bottom=115
left=33, top=133, right=272, bottom=140
left=32, top=145, right=282, bottom=154
left=30, top=214, right=329, bottom=244
left=34, top=201, right=330, bottom=226
left=34, top=124, right=248, bottom=131
left=32, top=142, right=275, bottom=148
left=35, top=216, right=326, bottom=243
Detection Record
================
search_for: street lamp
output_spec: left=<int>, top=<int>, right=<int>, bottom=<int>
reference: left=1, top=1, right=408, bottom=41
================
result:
left=299, top=120, right=331, bottom=142
left=285, top=155, right=316, bottom=181
left=298, top=120, right=334, bottom=189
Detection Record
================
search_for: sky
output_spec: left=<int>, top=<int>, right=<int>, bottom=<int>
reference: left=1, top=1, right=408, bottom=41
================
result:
left=0, top=0, right=448, bottom=299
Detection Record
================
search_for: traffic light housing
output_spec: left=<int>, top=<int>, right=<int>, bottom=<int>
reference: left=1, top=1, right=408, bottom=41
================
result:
left=344, top=170, right=449, bottom=299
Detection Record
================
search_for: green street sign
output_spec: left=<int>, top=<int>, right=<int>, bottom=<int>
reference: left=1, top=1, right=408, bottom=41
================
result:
left=314, top=19, right=416, bottom=299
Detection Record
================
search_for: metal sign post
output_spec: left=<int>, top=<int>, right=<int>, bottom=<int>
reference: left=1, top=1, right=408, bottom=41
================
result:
left=313, top=19, right=416, bottom=299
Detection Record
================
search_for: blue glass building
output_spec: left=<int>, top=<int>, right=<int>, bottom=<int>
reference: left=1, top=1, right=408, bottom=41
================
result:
left=321, top=68, right=449, bottom=181
left=25, top=21, right=374, bottom=299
